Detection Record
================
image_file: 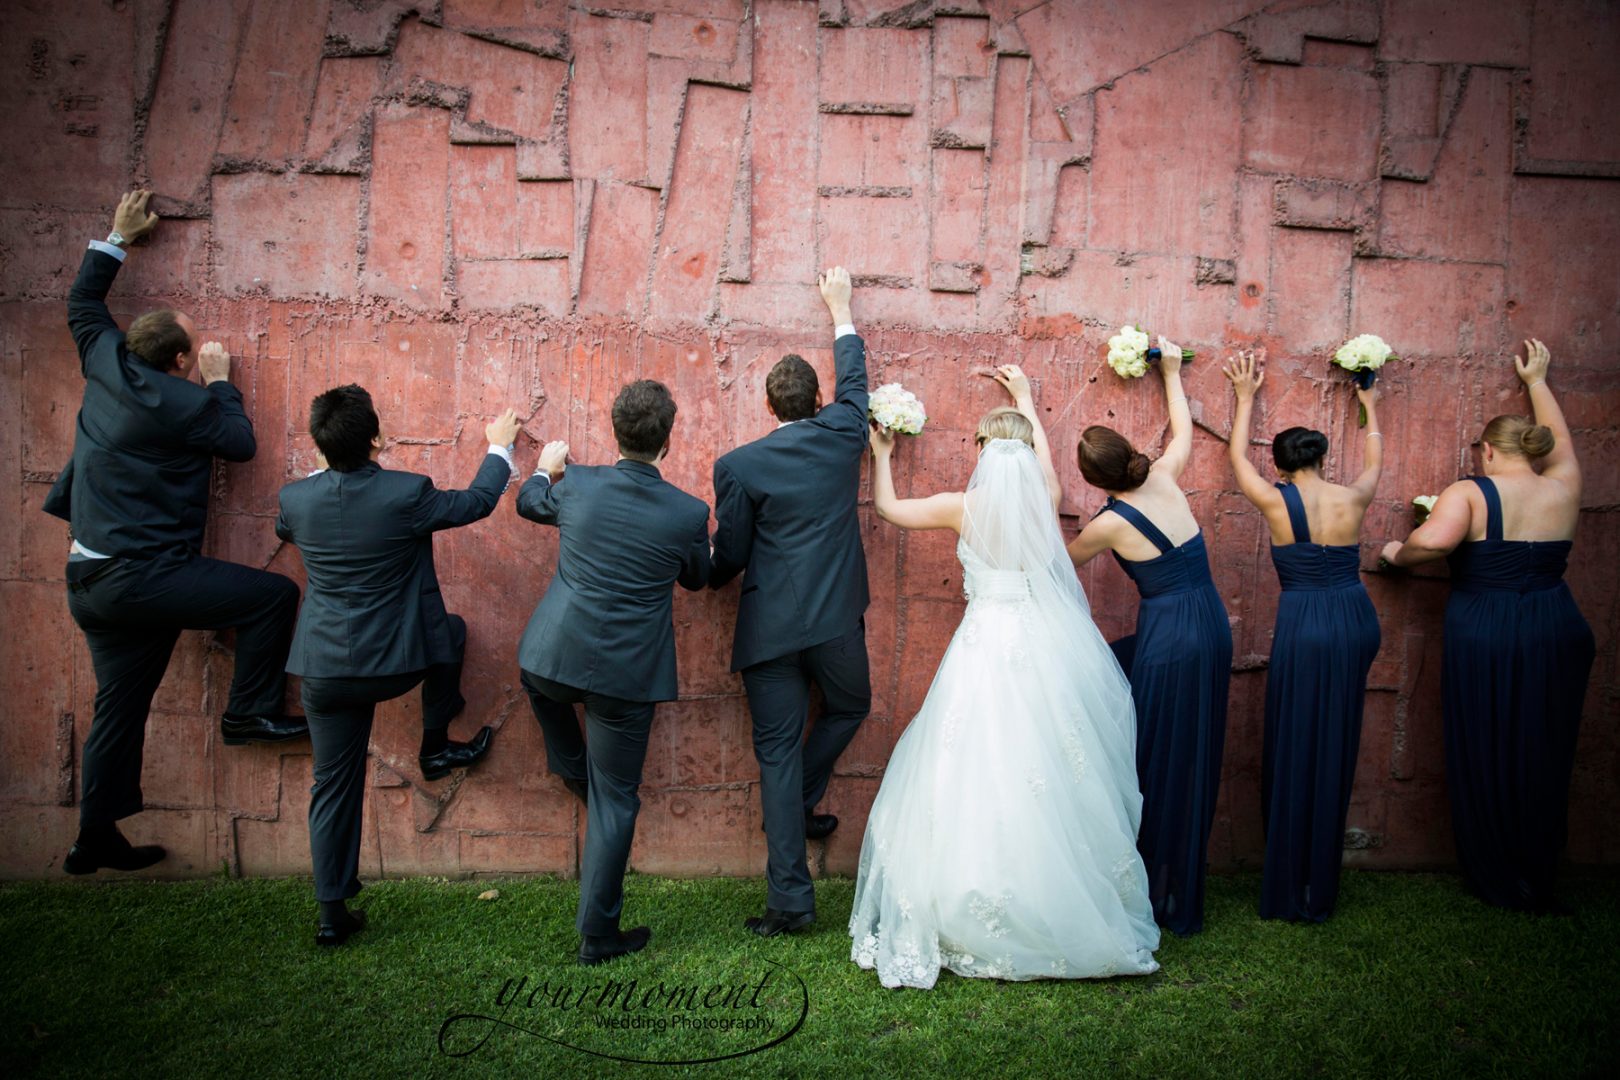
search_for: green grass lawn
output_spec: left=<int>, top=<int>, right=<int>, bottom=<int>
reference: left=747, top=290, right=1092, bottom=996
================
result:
left=0, top=870, right=1614, bottom=1079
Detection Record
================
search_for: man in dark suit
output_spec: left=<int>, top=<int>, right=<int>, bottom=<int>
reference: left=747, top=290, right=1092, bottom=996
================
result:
left=48, top=190, right=306, bottom=877
left=276, top=385, right=516, bottom=945
left=710, top=266, right=872, bottom=937
left=517, top=379, right=711, bottom=965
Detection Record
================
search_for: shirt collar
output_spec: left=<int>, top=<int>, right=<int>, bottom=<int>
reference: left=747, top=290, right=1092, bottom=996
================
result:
left=615, top=458, right=662, bottom=478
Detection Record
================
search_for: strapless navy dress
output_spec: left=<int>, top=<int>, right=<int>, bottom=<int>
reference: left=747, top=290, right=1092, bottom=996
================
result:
left=1443, top=476, right=1594, bottom=911
left=1102, top=498, right=1232, bottom=936
left=1259, top=483, right=1380, bottom=921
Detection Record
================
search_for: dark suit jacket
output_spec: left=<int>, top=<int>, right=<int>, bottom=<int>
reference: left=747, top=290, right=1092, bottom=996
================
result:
left=516, top=460, right=711, bottom=703
left=43, top=248, right=256, bottom=560
left=710, top=332, right=870, bottom=671
left=275, top=454, right=510, bottom=678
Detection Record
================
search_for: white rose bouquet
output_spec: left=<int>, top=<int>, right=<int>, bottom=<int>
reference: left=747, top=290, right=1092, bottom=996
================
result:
left=1412, top=494, right=1437, bottom=525
left=1106, top=325, right=1194, bottom=380
left=869, top=382, right=927, bottom=435
left=1333, top=333, right=1398, bottom=425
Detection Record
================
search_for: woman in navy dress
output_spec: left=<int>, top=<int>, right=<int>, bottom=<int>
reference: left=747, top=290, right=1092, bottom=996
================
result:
left=1381, top=340, right=1593, bottom=912
left=1224, top=350, right=1382, bottom=922
left=1069, top=339, right=1232, bottom=936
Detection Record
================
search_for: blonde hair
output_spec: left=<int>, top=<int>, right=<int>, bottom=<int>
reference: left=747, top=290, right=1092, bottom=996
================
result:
left=1481, top=414, right=1554, bottom=459
left=975, top=407, right=1034, bottom=448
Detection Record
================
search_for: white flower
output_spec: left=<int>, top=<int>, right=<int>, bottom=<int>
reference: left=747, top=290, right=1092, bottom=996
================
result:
left=1412, top=495, right=1438, bottom=513
left=1334, top=333, right=1395, bottom=372
left=1106, top=325, right=1153, bottom=379
left=1110, top=325, right=1149, bottom=354
left=869, top=382, right=928, bottom=435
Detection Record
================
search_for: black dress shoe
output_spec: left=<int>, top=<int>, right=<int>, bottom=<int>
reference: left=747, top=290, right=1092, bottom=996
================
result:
left=578, top=926, right=651, bottom=965
left=562, top=777, right=589, bottom=805
left=316, top=908, right=367, bottom=947
left=419, top=726, right=494, bottom=781
left=63, top=828, right=166, bottom=875
left=805, top=813, right=839, bottom=840
left=744, top=907, right=815, bottom=938
left=221, top=713, right=310, bottom=746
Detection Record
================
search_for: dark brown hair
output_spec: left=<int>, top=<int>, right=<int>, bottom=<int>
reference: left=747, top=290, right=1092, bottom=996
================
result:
left=125, top=310, right=191, bottom=372
left=1078, top=425, right=1150, bottom=491
left=1481, top=414, right=1554, bottom=459
left=766, top=354, right=819, bottom=422
left=613, top=379, right=677, bottom=461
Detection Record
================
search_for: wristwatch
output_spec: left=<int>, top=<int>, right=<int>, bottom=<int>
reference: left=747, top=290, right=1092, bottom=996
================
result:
left=106, top=230, right=127, bottom=248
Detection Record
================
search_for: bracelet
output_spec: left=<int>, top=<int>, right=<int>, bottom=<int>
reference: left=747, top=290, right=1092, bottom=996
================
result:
left=1365, top=431, right=1383, bottom=439
left=1167, top=395, right=1187, bottom=406
left=1527, top=379, right=1546, bottom=389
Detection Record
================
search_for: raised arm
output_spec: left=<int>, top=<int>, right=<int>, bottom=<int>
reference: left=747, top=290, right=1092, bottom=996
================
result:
left=412, top=411, right=523, bottom=533
left=68, top=190, right=159, bottom=366
left=1516, top=338, right=1580, bottom=489
left=1222, top=350, right=1283, bottom=513
left=869, top=425, right=964, bottom=532
left=708, top=458, right=754, bottom=588
left=1347, top=382, right=1384, bottom=504
left=1151, top=337, right=1193, bottom=481
left=516, top=438, right=569, bottom=526
left=985, top=364, right=1061, bottom=508
left=1380, top=480, right=1473, bottom=568
left=1067, top=513, right=1121, bottom=568
left=820, top=267, right=868, bottom=410
left=184, top=343, right=256, bottom=462
left=677, top=508, right=712, bottom=592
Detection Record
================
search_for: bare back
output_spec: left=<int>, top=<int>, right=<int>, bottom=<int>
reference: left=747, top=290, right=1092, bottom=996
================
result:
left=1262, top=476, right=1367, bottom=547
left=1464, top=471, right=1580, bottom=542
left=1105, top=469, right=1202, bottom=561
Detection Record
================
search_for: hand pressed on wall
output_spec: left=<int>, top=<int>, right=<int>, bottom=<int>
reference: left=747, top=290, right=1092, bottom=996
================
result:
left=111, top=190, right=159, bottom=245
left=196, top=342, right=231, bottom=385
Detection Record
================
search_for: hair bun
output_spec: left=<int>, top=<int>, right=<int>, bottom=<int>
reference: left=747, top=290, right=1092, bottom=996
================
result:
left=1519, top=424, right=1555, bottom=459
left=1272, top=426, right=1330, bottom=473
left=1127, top=452, right=1151, bottom=487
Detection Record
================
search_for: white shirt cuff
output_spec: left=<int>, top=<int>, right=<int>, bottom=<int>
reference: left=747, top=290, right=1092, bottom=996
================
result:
left=488, top=444, right=516, bottom=491
left=88, top=240, right=127, bottom=262
left=834, top=323, right=857, bottom=340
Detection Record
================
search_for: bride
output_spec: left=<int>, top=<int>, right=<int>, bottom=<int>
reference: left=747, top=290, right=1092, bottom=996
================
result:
left=849, top=365, right=1160, bottom=989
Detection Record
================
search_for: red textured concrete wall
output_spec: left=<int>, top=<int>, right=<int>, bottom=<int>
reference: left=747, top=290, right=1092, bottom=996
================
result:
left=1, top=0, right=1616, bottom=881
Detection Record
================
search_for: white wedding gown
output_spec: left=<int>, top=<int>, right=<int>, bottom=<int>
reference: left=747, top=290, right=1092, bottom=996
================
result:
left=849, top=438, right=1161, bottom=989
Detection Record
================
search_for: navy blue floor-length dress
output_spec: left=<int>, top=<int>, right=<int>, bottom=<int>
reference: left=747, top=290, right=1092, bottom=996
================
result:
left=1103, top=498, right=1233, bottom=936
left=1444, top=476, right=1594, bottom=911
left=1260, top=483, right=1380, bottom=922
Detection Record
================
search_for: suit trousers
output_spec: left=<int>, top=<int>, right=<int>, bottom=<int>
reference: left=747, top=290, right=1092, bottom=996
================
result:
left=522, top=669, right=655, bottom=936
left=742, top=621, right=871, bottom=911
left=301, top=614, right=467, bottom=903
left=65, top=553, right=300, bottom=827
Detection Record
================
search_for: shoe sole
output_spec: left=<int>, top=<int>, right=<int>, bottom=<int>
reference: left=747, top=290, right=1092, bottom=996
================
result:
left=222, top=732, right=309, bottom=746
left=63, top=856, right=163, bottom=875
left=749, top=912, right=816, bottom=938
left=577, top=944, right=649, bottom=966
left=420, top=747, right=491, bottom=782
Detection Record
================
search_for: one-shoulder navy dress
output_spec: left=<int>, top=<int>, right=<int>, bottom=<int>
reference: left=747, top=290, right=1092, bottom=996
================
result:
left=1103, top=498, right=1233, bottom=936
left=1444, top=476, right=1594, bottom=911
left=1260, top=483, right=1380, bottom=922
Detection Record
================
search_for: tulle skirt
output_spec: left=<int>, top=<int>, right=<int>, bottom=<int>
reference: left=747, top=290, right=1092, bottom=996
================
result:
left=848, top=592, right=1161, bottom=989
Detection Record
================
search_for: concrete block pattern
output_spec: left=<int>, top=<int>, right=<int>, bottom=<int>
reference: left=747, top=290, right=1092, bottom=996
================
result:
left=0, top=0, right=1616, bottom=883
